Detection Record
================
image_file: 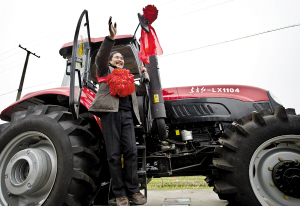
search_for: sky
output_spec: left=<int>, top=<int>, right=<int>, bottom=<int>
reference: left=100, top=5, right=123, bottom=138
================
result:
left=1, top=0, right=300, bottom=124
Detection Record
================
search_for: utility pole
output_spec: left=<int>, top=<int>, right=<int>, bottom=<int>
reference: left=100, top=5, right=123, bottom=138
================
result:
left=16, top=45, right=40, bottom=101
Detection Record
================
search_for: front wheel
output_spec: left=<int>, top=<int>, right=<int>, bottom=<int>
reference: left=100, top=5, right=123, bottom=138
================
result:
left=0, top=105, right=101, bottom=206
left=212, top=107, right=300, bottom=206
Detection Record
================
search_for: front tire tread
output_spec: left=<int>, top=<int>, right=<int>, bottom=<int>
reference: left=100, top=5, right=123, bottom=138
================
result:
left=213, top=158, right=235, bottom=172
left=213, top=180, right=238, bottom=194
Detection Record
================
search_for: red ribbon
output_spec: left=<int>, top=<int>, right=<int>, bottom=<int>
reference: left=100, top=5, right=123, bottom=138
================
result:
left=138, top=5, right=163, bottom=65
left=96, top=76, right=107, bottom=83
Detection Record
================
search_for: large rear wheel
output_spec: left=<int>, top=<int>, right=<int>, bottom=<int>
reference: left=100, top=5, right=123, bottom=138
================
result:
left=0, top=105, right=101, bottom=206
left=213, top=107, right=300, bottom=206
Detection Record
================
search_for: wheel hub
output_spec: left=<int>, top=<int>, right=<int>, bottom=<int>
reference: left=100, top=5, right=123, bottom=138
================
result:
left=272, top=160, right=300, bottom=198
left=5, top=148, right=52, bottom=195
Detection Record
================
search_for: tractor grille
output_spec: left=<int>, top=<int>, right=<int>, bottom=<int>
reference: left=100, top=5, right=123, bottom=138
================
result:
left=172, top=105, right=211, bottom=117
left=165, top=98, right=272, bottom=124
left=165, top=100, right=231, bottom=124
left=171, top=103, right=228, bottom=118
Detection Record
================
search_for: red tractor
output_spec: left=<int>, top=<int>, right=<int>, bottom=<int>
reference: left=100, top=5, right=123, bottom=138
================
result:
left=0, top=10, right=300, bottom=206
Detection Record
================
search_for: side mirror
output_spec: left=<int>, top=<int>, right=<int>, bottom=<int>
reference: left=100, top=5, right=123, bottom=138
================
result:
left=138, top=13, right=149, bottom=33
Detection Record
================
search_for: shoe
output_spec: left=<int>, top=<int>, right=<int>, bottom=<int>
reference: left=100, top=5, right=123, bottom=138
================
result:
left=116, top=196, right=130, bottom=206
left=130, top=192, right=147, bottom=205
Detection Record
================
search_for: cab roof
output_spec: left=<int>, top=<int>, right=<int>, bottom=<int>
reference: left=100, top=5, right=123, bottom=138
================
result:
left=59, top=35, right=134, bottom=59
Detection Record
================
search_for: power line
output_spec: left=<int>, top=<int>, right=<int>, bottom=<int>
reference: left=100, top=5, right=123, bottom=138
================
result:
left=0, top=64, right=23, bottom=74
left=0, top=81, right=58, bottom=97
left=158, top=0, right=180, bottom=7
left=107, top=0, right=213, bottom=25
left=0, top=90, right=16, bottom=97
left=0, top=51, right=22, bottom=62
left=11, top=0, right=180, bottom=52
left=23, top=2, right=149, bottom=48
left=162, top=0, right=235, bottom=21
left=0, top=44, right=42, bottom=74
left=22, top=29, right=74, bottom=46
left=0, top=0, right=181, bottom=69
left=177, top=0, right=209, bottom=9
left=0, top=61, right=23, bottom=69
left=161, top=23, right=300, bottom=57
left=0, top=0, right=220, bottom=62
left=24, top=32, right=73, bottom=50
left=23, top=81, right=58, bottom=90
left=0, top=47, right=18, bottom=57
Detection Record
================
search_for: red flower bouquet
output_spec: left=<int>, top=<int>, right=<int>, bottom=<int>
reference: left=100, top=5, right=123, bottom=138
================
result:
left=143, top=5, right=158, bottom=24
left=96, top=68, right=135, bottom=97
left=138, top=5, right=163, bottom=64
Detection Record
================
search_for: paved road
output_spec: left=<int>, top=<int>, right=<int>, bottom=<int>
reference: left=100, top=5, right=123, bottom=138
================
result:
left=96, top=189, right=279, bottom=206
left=144, top=189, right=228, bottom=206
left=96, top=189, right=228, bottom=206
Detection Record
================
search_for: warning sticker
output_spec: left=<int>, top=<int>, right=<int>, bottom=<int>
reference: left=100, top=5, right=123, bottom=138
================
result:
left=154, top=94, right=159, bottom=103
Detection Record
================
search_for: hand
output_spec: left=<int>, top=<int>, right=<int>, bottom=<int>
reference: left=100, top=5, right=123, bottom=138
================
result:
left=140, top=66, right=150, bottom=82
left=108, top=16, right=117, bottom=40
left=139, top=65, right=147, bottom=73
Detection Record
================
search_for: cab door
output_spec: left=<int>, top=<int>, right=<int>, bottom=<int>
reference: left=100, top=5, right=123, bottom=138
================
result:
left=69, top=10, right=91, bottom=119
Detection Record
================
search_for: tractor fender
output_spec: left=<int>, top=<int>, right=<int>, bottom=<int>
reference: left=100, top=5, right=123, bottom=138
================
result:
left=0, top=87, right=101, bottom=129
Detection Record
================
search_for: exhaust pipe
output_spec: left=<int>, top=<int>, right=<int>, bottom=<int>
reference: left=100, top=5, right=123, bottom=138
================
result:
left=146, top=55, right=167, bottom=139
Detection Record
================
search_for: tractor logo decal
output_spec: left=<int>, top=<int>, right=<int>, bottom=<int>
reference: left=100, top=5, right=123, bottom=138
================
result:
left=190, top=87, right=204, bottom=93
left=190, top=87, right=240, bottom=93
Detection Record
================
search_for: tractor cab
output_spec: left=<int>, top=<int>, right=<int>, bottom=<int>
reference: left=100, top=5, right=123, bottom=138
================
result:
left=58, top=10, right=151, bottom=120
left=59, top=35, right=143, bottom=89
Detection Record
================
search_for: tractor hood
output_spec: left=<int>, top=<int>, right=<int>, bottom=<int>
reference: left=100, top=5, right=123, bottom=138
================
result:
left=162, top=85, right=269, bottom=102
left=1, top=84, right=270, bottom=122
left=162, top=85, right=282, bottom=125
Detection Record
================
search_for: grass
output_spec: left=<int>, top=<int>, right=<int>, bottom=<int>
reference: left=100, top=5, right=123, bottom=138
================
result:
left=147, top=176, right=212, bottom=190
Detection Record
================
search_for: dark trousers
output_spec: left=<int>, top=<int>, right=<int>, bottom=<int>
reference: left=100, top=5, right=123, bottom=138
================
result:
left=99, top=110, right=140, bottom=198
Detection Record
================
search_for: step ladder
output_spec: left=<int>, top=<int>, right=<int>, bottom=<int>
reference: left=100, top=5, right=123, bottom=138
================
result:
left=137, top=134, right=147, bottom=198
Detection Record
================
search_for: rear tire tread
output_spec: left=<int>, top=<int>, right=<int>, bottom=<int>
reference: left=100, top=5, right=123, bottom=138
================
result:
left=72, top=146, right=100, bottom=164
left=65, top=194, right=81, bottom=206
left=3, top=105, right=101, bottom=206
left=212, top=106, right=300, bottom=206
left=72, top=170, right=97, bottom=192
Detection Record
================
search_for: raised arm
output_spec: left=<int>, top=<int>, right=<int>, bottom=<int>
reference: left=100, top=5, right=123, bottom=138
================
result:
left=95, top=17, right=117, bottom=77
